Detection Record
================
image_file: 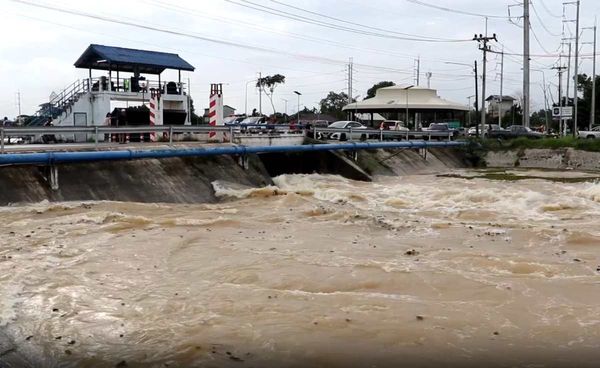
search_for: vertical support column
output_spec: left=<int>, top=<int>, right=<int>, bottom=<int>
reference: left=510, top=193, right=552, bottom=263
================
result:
left=49, top=165, right=59, bottom=191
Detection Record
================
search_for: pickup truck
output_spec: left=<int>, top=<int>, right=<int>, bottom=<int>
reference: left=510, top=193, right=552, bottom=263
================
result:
left=578, top=126, right=600, bottom=139
left=488, top=125, right=544, bottom=139
left=422, top=123, right=459, bottom=139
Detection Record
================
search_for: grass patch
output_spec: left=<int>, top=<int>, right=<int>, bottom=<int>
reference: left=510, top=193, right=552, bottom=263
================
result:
left=475, top=136, right=600, bottom=152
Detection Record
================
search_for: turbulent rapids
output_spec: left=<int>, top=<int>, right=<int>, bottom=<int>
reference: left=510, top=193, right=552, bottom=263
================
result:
left=2, top=170, right=600, bottom=367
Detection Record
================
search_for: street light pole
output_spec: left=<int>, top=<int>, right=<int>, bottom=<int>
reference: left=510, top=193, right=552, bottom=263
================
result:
left=245, top=79, right=257, bottom=116
left=281, top=98, right=289, bottom=123
left=404, top=85, right=415, bottom=129
left=467, top=95, right=475, bottom=126
left=443, top=61, right=479, bottom=130
left=532, top=69, right=550, bottom=131
left=294, top=91, right=301, bottom=123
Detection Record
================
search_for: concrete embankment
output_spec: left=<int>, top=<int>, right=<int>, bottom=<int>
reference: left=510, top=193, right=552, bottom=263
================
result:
left=486, top=148, right=600, bottom=171
left=0, top=155, right=272, bottom=205
left=0, top=147, right=470, bottom=205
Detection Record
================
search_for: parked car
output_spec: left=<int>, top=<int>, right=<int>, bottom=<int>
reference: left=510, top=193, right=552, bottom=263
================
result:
left=488, top=125, right=544, bottom=139
left=324, top=121, right=368, bottom=141
left=467, top=124, right=504, bottom=137
left=1, top=136, right=24, bottom=145
left=239, top=116, right=270, bottom=131
left=381, top=120, right=409, bottom=131
left=578, top=125, right=600, bottom=139
left=223, top=116, right=246, bottom=125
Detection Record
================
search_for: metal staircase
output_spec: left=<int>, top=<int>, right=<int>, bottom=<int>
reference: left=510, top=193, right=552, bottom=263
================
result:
left=27, top=79, right=90, bottom=126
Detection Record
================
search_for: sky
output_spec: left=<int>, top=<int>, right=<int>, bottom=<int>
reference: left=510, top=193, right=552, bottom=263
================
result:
left=1, top=0, right=599, bottom=118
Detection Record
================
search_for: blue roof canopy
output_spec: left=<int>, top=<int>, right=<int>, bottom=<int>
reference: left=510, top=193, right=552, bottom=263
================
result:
left=74, top=44, right=195, bottom=74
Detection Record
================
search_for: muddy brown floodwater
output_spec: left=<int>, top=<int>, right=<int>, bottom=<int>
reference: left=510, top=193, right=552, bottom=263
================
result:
left=1, top=170, right=600, bottom=367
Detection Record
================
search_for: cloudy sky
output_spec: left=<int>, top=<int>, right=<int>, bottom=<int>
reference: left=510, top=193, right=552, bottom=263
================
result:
left=1, top=0, right=599, bottom=118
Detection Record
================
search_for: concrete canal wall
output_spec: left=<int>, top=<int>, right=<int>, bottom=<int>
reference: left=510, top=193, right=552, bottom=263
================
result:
left=485, top=148, right=600, bottom=171
left=0, top=148, right=470, bottom=205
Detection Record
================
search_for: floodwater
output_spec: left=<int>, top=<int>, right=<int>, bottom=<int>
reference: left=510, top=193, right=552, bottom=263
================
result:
left=1, top=170, right=600, bottom=367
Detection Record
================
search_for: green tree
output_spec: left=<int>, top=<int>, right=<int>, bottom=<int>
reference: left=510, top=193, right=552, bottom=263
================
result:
left=530, top=109, right=551, bottom=127
left=576, top=73, right=600, bottom=128
left=365, top=81, right=395, bottom=99
left=256, top=74, right=286, bottom=115
left=319, top=91, right=351, bottom=120
left=189, top=98, right=204, bottom=125
left=503, top=103, right=523, bottom=127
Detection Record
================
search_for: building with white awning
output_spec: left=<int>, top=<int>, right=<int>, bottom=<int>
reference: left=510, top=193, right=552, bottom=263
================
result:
left=342, top=85, right=469, bottom=129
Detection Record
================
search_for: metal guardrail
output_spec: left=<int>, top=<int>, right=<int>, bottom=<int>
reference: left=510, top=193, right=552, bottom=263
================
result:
left=0, top=125, right=234, bottom=153
left=0, top=125, right=459, bottom=154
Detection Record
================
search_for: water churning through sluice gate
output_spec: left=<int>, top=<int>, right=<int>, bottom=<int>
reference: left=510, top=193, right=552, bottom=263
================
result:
left=2, top=170, right=600, bottom=367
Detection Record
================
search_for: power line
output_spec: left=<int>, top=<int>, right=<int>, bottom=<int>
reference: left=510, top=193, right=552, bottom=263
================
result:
left=531, top=1, right=562, bottom=36
left=267, top=0, right=462, bottom=42
left=530, top=24, right=554, bottom=54
left=405, top=0, right=510, bottom=19
left=8, top=0, right=434, bottom=76
left=537, top=0, right=562, bottom=18
left=225, top=0, right=471, bottom=42
left=146, top=0, right=445, bottom=61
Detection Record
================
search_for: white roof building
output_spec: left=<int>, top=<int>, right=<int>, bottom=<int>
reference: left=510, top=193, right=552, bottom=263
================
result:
left=342, top=85, right=469, bottom=128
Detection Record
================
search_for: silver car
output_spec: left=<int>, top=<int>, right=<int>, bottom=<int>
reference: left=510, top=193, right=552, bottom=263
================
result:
left=326, top=121, right=368, bottom=141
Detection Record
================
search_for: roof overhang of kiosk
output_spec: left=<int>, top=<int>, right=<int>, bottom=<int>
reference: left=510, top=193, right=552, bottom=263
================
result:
left=342, top=86, right=469, bottom=112
left=74, top=44, right=195, bottom=74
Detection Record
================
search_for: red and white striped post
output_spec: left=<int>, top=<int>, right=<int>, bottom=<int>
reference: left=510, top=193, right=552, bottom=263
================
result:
left=149, top=90, right=161, bottom=142
left=209, top=84, right=225, bottom=142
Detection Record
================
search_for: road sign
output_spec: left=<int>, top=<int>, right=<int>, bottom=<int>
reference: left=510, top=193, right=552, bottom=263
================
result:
left=552, top=106, right=573, bottom=118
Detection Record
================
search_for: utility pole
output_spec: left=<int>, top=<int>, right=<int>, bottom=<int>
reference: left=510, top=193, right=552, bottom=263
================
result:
left=475, top=60, right=480, bottom=134
left=593, top=22, right=597, bottom=129
left=348, top=57, right=353, bottom=105
left=523, top=0, right=531, bottom=127
left=499, top=49, right=504, bottom=127
left=566, top=42, right=572, bottom=136
left=16, top=91, right=21, bottom=116
left=573, top=0, right=581, bottom=137
left=552, top=65, right=567, bottom=135
left=474, top=33, right=498, bottom=138
left=415, top=57, right=421, bottom=86
left=426, top=72, right=432, bottom=88
left=584, top=22, right=597, bottom=129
